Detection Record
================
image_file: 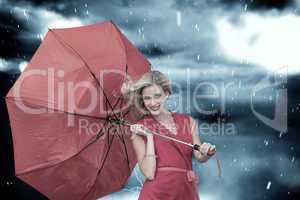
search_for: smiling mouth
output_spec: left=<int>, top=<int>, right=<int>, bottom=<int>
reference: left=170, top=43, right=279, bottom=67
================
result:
left=149, top=105, right=160, bottom=111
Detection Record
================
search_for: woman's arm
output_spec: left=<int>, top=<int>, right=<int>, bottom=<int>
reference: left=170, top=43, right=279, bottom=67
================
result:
left=189, top=116, right=211, bottom=163
left=131, top=133, right=156, bottom=180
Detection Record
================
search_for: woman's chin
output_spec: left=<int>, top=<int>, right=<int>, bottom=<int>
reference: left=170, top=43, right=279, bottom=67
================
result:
left=148, top=109, right=161, bottom=116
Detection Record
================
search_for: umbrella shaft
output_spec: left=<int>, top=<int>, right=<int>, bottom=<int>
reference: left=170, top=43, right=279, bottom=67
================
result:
left=147, top=131, right=194, bottom=148
left=114, top=119, right=196, bottom=149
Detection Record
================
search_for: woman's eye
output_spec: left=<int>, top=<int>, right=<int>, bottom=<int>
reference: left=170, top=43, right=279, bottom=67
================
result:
left=154, top=94, right=161, bottom=98
left=143, top=96, right=150, bottom=100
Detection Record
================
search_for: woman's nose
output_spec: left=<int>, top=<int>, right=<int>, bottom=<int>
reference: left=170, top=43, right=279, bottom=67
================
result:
left=150, top=98, right=158, bottom=105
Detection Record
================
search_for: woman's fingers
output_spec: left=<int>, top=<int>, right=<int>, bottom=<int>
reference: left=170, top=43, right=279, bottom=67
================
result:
left=207, top=145, right=216, bottom=156
left=130, top=124, right=143, bottom=133
left=200, top=143, right=216, bottom=156
left=130, top=124, right=152, bottom=136
left=199, top=142, right=210, bottom=155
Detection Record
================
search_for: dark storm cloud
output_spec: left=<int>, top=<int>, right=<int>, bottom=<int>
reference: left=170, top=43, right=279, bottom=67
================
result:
left=0, top=0, right=84, bottom=72
left=8, top=0, right=62, bottom=5
left=221, top=0, right=295, bottom=11
left=1, top=0, right=220, bottom=63
left=0, top=6, right=39, bottom=59
left=7, top=0, right=82, bottom=17
left=139, top=43, right=183, bottom=58
left=172, top=0, right=295, bottom=11
left=7, top=0, right=153, bottom=18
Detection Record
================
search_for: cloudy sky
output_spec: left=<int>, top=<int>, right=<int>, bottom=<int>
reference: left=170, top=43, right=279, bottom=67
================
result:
left=1, top=0, right=300, bottom=200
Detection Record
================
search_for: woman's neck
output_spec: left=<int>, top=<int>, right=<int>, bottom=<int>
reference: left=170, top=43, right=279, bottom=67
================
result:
left=152, top=109, right=171, bottom=121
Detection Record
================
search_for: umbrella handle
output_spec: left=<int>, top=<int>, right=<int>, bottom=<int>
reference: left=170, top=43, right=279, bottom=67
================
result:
left=193, top=144, right=216, bottom=156
left=193, top=144, right=201, bottom=151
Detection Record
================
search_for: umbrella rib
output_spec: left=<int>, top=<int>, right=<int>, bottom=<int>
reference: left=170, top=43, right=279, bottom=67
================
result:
left=81, top=129, right=116, bottom=200
left=8, top=96, right=134, bottom=150
left=81, top=95, right=121, bottom=200
left=116, top=97, right=131, bottom=169
left=112, top=66, right=134, bottom=173
left=93, top=66, right=133, bottom=176
left=49, top=31, right=138, bottom=187
left=16, top=115, right=111, bottom=176
left=49, top=29, right=120, bottom=121
left=81, top=94, right=133, bottom=200
left=8, top=97, right=197, bottom=150
left=8, top=98, right=132, bottom=177
left=87, top=65, right=133, bottom=180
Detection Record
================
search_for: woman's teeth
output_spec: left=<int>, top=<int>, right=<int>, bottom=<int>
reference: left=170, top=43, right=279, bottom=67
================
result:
left=150, top=105, right=160, bottom=111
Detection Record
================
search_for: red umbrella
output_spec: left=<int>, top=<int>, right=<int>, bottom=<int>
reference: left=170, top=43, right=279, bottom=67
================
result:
left=5, top=20, right=151, bottom=200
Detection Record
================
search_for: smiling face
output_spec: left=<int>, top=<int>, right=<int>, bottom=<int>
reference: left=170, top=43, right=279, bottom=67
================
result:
left=141, top=84, right=169, bottom=116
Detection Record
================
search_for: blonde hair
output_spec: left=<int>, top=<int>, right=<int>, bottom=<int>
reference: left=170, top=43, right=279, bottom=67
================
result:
left=121, top=70, right=172, bottom=116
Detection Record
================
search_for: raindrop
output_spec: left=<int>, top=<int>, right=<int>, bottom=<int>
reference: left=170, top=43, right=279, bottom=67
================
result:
left=279, top=131, right=286, bottom=138
left=23, top=9, right=29, bottom=20
left=264, top=140, right=269, bottom=146
left=194, top=23, right=199, bottom=32
left=244, top=4, right=248, bottom=11
left=177, top=11, right=181, bottom=27
left=291, top=156, right=295, bottom=163
left=266, top=181, right=271, bottom=190
left=290, top=146, right=294, bottom=151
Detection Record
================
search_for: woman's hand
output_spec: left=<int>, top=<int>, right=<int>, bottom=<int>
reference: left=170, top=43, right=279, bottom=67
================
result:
left=130, top=124, right=153, bottom=137
left=200, top=142, right=216, bottom=156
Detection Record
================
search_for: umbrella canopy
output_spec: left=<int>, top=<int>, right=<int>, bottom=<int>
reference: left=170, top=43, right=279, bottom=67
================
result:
left=5, top=20, right=151, bottom=200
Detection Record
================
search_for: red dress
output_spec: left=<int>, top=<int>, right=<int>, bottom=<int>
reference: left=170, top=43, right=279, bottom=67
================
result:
left=136, top=112, right=200, bottom=200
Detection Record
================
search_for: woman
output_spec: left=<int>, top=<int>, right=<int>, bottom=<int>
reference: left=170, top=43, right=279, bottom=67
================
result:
left=122, top=70, right=216, bottom=200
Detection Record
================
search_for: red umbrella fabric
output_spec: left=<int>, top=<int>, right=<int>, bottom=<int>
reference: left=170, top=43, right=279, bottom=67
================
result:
left=5, top=20, right=151, bottom=200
